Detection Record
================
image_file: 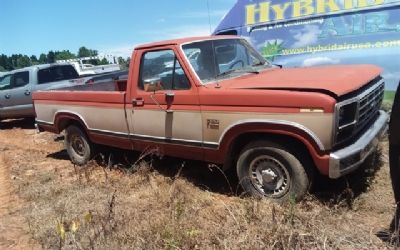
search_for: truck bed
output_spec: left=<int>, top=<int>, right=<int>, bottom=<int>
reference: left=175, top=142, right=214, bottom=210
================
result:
left=33, top=89, right=126, bottom=104
left=59, top=81, right=117, bottom=91
left=33, top=89, right=128, bottom=142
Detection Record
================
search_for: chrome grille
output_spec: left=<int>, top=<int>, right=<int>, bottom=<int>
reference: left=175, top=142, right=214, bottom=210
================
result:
left=356, top=82, right=384, bottom=133
left=335, top=79, right=384, bottom=145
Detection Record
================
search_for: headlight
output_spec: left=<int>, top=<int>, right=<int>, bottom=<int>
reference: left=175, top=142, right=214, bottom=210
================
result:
left=335, top=100, right=359, bottom=144
left=338, top=102, right=358, bottom=128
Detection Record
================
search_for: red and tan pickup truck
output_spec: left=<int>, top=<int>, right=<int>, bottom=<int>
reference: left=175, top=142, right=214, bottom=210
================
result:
left=33, top=36, right=388, bottom=201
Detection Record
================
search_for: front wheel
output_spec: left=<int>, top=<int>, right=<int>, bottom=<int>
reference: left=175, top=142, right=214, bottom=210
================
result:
left=237, top=141, right=311, bottom=202
left=65, top=125, right=94, bottom=165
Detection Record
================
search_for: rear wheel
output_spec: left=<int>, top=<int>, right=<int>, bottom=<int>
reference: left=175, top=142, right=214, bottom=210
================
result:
left=237, top=141, right=311, bottom=202
left=65, top=125, right=93, bottom=165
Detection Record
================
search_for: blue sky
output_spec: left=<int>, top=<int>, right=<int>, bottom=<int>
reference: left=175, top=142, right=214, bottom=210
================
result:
left=0, top=0, right=236, bottom=58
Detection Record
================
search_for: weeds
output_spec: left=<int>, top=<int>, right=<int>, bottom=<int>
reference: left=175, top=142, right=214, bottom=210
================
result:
left=6, top=140, right=392, bottom=250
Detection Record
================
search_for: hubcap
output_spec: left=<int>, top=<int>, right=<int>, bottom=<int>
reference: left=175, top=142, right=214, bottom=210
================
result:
left=249, top=155, right=290, bottom=198
left=71, top=134, right=85, bottom=157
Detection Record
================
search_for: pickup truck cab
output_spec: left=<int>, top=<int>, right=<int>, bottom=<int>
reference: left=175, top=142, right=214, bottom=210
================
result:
left=0, top=63, right=88, bottom=120
left=33, top=36, right=388, bottom=201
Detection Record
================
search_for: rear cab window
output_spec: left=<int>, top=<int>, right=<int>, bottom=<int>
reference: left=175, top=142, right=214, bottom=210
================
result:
left=13, top=71, right=29, bottom=88
left=38, top=65, right=79, bottom=84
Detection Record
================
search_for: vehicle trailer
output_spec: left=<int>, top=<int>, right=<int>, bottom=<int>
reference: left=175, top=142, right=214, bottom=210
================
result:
left=33, top=36, right=388, bottom=202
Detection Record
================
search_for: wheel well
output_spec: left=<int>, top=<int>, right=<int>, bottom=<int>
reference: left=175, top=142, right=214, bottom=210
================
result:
left=224, top=132, right=316, bottom=173
left=57, top=117, right=86, bottom=133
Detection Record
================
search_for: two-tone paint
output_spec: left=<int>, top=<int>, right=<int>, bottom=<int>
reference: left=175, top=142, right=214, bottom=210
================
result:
left=33, top=36, right=387, bottom=178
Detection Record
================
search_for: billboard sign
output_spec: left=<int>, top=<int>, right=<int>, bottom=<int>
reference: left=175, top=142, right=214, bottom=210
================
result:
left=214, top=0, right=400, bottom=90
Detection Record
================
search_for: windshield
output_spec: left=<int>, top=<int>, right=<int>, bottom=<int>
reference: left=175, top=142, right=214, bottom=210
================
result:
left=182, top=38, right=270, bottom=84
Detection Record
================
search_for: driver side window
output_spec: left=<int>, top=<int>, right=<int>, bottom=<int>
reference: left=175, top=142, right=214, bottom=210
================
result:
left=139, top=49, right=190, bottom=91
left=0, top=75, right=12, bottom=90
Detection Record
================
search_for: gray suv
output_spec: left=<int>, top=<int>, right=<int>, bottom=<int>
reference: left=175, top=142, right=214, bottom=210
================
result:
left=0, top=63, right=88, bottom=120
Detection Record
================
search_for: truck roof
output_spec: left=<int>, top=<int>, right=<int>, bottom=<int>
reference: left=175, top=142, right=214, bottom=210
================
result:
left=134, top=35, right=238, bottom=50
left=4, top=63, right=75, bottom=74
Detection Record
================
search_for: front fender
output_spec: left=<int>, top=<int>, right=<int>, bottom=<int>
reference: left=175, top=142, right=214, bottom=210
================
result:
left=204, top=120, right=331, bottom=175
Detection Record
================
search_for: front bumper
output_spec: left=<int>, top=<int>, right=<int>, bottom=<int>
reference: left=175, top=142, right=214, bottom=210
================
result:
left=329, top=110, right=388, bottom=179
left=35, top=122, right=43, bottom=133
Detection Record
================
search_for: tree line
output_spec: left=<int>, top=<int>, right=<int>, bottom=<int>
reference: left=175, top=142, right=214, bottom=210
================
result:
left=0, top=46, right=130, bottom=72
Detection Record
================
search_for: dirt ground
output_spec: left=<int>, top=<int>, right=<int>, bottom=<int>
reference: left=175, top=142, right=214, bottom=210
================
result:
left=0, top=120, right=45, bottom=250
left=0, top=118, right=397, bottom=249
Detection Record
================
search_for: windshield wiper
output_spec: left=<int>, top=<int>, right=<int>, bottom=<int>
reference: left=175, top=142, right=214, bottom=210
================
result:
left=252, top=62, right=265, bottom=67
left=216, top=68, right=261, bottom=79
left=244, top=69, right=260, bottom=74
left=216, top=68, right=241, bottom=78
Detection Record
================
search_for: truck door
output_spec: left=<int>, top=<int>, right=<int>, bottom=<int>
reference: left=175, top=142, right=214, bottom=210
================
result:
left=1, top=71, right=32, bottom=118
left=0, top=74, right=13, bottom=119
left=129, top=48, right=204, bottom=160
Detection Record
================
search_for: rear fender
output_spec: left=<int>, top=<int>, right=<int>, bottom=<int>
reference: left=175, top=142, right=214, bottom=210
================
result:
left=54, top=111, right=89, bottom=135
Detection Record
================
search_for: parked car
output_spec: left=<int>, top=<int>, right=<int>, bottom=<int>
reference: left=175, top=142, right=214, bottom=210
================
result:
left=0, top=63, right=90, bottom=120
left=57, top=56, right=121, bottom=76
left=85, top=69, right=128, bottom=84
left=55, top=70, right=128, bottom=92
left=83, top=70, right=128, bottom=90
left=33, top=36, right=388, bottom=202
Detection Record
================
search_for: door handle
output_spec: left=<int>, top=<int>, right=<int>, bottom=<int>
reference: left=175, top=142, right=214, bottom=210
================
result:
left=5, top=94, right=10, bottom=99
left=24, top=90, right=31, bottom=95
left=132, top=97, right=144, bottom=107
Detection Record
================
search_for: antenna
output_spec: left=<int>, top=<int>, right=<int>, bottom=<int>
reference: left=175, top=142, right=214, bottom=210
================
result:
left=206, top=0, right=212, bottom=34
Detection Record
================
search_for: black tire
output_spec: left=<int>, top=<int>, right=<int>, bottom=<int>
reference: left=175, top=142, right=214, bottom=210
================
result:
left=237, top=141, right=311, bottom=202
left=65, top=125, right=93, bottom=165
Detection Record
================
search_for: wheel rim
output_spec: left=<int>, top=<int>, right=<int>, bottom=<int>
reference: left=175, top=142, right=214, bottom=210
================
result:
left=249, top=155, right=290, bottom=198
left=70, top=134, right=86, bottom=157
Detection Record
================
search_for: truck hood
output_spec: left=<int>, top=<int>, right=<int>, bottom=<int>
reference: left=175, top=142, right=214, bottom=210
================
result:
left=223, top=64, right=382, bottom=98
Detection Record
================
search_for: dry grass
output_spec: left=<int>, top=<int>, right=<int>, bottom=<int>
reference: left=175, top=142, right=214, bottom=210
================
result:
left=382, top=101, right=393, bottom=113
left=6, top=147, right=392, bottom=250
left=0, top=120, right=395, bottom=249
